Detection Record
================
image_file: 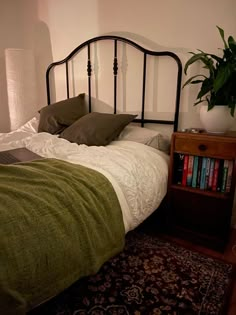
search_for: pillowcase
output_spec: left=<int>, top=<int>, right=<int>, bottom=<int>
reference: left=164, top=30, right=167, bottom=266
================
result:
left=117, top=125, right=171, bottom=153
left=60, top=112, right=137, bottom=146
left=38, top=93, right=88, bottom=134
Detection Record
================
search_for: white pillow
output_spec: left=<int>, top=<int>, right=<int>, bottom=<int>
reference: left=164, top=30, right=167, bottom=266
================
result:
left=117, top=125, right=170, bottom=153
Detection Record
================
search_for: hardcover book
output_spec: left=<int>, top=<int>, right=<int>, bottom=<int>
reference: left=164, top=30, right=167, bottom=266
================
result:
left=221, top=160, right=229, bottom=192
left=207, top=158, right=215, bottom=190
left=216, top=159, right=225, bottom=192
left=186, top=155, right=194, bottom=186
left=196, top=156, right=203, bottom=188
left=226, top=160, right=233, bottom=193
left=174, top=153, right=185, bottom=185
left=212, top=159, right=220, bottom=191
left=200, top=157, right=207, bottom=190
left=191, top=156, right=199, bottom=188
left=182, top=155, right=189, bottom=186
left=204, top=157, right=211, bottom=189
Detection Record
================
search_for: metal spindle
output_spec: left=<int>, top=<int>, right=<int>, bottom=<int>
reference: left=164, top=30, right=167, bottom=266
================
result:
left=113, top=40, right=118, bottom=114
left=87, top=44, right=92, bottom=112
left=65, top=61, right=69, bottom=98
left=141, top=53, right=147, bottom=127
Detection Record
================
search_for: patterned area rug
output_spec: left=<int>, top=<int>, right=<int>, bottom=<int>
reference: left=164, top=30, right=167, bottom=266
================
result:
left=29, top=231, right=234, bottom=315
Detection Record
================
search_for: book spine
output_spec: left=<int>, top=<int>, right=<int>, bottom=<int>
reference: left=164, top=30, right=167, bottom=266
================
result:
left=186, top=155, right=194, bottom=186
left=200, top=157, right=207, bottom=190
left=204, top=157, right=211, bottom=189
left=196, top=156, right=203, bottom=188
left=217, top=159, right=225, bottom=192
left=221, top=160, right=229, bottom=192
left=191, top=156, right=199, bottom=188
left=182, top=155, right=189, bottom=186
left=174, top=153, right=185, bottom=185
left=226, top=160, right=233, bottom=193
left=207, top=158, right=215, bottom=190
left=212, top=159, right=220, bottom=191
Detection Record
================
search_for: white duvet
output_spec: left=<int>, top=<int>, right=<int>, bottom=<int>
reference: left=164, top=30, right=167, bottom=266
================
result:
left=0, top=117, right=169, bottom=232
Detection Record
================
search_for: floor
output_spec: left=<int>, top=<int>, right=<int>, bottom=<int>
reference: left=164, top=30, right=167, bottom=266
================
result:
left=161, top=228, right=236, bottom=315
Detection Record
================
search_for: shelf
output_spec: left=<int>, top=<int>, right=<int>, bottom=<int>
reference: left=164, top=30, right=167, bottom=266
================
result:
left=167, top=223, right=228, bottom=252
left=170, top=184, right=230, bottom=199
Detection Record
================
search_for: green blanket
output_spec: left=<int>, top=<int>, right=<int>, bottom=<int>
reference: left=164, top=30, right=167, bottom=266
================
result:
left=0, top=158, right=125, bottom=315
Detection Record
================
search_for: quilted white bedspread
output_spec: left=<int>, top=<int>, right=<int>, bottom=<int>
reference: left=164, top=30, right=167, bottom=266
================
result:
left=0, top=117, right=169, bottom=232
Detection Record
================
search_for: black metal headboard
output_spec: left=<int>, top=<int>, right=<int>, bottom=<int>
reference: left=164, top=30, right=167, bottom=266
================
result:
left=46, top=35, right=182, bottom=131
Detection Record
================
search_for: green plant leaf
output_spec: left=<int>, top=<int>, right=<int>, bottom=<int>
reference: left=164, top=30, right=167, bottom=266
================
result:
left=206, top=96, right=212, bottom=107
left=213, top=64, right=232, bottom=92
left=199, top=56, right=215, bottom=74
left=228, top=36, right=236, bottom=53
left=217, top=26, right=228, bottom=49
left=198, top=49, right=222, bottom=63
left=191, top=80, right=205, bottom=84
left=207, top=103, right=215, bottom=110
left=184, top=51, right=216, bottom=76
left=182, top=74, right=206, bottom=88
left=197, top=78, right=212, bottom=99
left=229, top=102, right=236, bottom=117
left=193, top=99, right=204, bottom=106
left=230, top=105, right=235, bottom=116
left=184, top=52, right=206, bottom=74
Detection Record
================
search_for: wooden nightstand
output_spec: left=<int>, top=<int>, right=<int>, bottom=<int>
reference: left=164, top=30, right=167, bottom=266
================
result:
left=167, top=130, right=236, bottom=251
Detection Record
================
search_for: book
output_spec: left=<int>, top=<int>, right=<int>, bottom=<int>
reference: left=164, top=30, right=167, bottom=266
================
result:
left=207, top=158, right=215, bottom=190
left=196, top=156, right=203, bottom=188
left=182, top=155, right=189, bottom=186
left=186, top=155, right=194, bottom=186
left=226, top=160, right=233, bottom=192
left=217, top=159, right=225, bottom=192
left=204, top=157, right=211, bottom=189
left=174, top=153, right=185, bottom=185
left=221, top=160, right=229, bottom=192
left=200, top=157, right=207, bottom=190
left=191, top=156, right=199, bottom=188
left=212, top=159, right=220, bottom=191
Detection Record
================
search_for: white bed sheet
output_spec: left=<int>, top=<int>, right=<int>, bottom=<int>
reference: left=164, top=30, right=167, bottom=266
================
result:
left=0, top=117, right=169, bottom=232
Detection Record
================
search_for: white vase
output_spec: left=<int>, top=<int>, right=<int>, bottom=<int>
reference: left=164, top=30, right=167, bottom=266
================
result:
left=199, top=105, right=235, bottom=134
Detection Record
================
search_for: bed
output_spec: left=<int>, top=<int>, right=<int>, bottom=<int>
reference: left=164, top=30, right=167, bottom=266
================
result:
left=0, top=35, right=182, bottom=315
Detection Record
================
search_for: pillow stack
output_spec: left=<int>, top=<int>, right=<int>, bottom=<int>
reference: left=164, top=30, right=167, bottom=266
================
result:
left=38, top=93, right=88, bottom=134
left=38, top=94, right=137, bottom=146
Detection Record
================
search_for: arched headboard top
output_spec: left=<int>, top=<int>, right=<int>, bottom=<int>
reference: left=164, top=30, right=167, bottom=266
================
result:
left=46, top=35, right=182, bottom=131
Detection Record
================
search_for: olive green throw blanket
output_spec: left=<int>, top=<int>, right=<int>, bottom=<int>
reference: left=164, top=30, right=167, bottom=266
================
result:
left=0, top=159, right=125, bottom=315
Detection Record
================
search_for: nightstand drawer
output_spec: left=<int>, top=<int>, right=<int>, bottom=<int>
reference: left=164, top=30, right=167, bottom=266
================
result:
left=174, top=137, right=236, bottom=158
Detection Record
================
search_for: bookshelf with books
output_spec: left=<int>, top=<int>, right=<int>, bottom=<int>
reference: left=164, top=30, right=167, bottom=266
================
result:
left=173, top=154, right=233, bottom=192
left=167, top=131, right=236, bottom=251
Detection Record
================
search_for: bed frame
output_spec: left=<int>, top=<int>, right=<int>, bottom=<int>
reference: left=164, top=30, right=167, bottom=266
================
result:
left=46, top=35, right=182, bottom=131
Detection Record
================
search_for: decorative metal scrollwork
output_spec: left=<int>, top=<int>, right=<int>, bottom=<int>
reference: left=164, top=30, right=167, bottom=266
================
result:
left=87, top=59, right=92, bottom=77
left=113, top=57, right=118, bottom=76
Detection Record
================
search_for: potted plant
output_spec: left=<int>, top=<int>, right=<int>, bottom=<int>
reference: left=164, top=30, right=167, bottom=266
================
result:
left=183, top=26, right=236, bottom=133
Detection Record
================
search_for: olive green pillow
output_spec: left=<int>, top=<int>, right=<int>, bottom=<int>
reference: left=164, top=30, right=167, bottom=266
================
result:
left=60, top=112, right=137, bottom=146
left=38, top=93, right=88, bottom=134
